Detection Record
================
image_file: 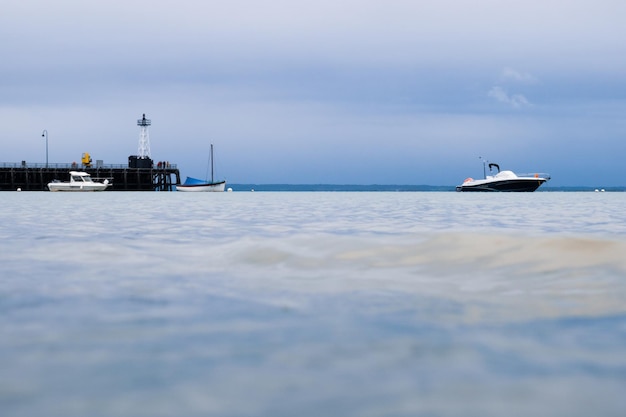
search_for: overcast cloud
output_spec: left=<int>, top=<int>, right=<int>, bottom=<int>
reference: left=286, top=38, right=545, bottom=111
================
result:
left=1, top=0, right=625, bottom=186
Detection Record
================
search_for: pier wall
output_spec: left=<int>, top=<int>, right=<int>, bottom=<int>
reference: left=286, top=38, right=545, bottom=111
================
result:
left=0, top=163, right=180, bottom=191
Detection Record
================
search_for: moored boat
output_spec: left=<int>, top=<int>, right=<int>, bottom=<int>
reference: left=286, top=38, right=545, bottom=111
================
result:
left=176, top=177, right=226, bottom=192
left=47, top=171, right=111, bottom=192
left=176, top=144, right=226, bottom=192
left=456, top=161, right=550, bottom=192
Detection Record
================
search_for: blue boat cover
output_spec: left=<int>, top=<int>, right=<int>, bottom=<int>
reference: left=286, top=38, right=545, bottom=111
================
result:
left=182, top=177, right=206, bottom=186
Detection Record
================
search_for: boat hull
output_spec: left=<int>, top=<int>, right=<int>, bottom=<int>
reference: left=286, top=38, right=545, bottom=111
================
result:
left=456, top=178, right=546, bottom=192
left=176, top=181, right=226, bottom=192
left=47, top=171, right=110, bottom=192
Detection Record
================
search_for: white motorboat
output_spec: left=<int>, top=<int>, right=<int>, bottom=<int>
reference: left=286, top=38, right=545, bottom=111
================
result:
left=48, top=171, right=111, bottom=192
left=456, top=161, right=550, bottom=192
left=176, top=144, right=226, bottom=192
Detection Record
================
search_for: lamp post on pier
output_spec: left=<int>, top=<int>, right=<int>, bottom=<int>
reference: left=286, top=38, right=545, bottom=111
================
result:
left=41, top=129, right=48, bottom=168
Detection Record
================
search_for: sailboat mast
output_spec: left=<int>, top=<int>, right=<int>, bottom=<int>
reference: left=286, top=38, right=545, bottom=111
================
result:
left=210, top=144, right=214, bottom=183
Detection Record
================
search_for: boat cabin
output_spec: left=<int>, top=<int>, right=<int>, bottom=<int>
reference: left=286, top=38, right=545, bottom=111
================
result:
left=70, top=171, right=95, bottom=183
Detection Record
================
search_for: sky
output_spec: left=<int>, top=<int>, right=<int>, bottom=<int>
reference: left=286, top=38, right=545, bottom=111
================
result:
left=1, top=0, right=625, bottom=186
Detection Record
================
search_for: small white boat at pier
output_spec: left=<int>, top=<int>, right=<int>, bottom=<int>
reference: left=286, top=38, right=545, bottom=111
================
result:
left=47, top=171, right=111, bottom=192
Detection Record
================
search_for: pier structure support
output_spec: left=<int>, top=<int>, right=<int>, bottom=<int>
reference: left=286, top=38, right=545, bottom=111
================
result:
left=0, top=164, right=180, bottom=191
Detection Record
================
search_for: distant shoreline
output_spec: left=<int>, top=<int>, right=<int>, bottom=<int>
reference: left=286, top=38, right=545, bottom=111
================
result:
left=229, top=184, right=626, bottom=192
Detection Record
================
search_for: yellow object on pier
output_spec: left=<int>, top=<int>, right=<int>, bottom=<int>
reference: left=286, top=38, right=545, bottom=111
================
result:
left=81, top=153, right=92, bottom=167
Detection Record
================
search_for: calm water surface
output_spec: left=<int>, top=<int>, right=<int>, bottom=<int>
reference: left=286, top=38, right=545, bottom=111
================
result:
left=1, top=191, right=625, bottom=416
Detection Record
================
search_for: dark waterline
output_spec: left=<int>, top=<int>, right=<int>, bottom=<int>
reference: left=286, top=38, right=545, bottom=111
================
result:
left=229, top=184, right=626, bottom=192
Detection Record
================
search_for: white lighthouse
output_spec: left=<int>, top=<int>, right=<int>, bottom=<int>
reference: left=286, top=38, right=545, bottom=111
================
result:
left=137, top=113, right=151, bottom=159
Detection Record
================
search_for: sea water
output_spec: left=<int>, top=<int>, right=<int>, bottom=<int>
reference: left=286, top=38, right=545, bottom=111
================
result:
left=1, top=191, right=625, bottom=417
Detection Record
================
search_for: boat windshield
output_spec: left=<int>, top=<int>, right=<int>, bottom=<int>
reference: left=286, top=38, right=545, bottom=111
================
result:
left=71, top=175, right=93, bottom=182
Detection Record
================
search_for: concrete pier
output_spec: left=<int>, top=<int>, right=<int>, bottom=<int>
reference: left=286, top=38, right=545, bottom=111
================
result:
left=0, top=161, right=180, bottom=191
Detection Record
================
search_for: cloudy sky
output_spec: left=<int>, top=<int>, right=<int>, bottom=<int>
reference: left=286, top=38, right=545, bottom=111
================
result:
left=1, top=0, right=625, bottom=186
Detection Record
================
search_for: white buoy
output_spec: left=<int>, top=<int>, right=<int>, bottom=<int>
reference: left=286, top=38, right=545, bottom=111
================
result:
left=227, top=188, right=233, bottom=192
left=16, top=188, right=21, bottom=192
left=251, top=189, right=255, bottom=192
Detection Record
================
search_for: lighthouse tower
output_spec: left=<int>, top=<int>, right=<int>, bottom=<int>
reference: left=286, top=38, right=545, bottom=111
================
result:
left=129, top=113, right=154, bottom=168
left=137, top=113, right=151, bottom=159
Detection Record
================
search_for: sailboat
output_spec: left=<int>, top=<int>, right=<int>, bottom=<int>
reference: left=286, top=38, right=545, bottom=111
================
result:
left=176, top=144, right=226, bottom=192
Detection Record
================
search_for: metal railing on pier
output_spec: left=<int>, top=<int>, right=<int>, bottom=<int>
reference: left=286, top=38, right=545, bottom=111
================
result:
left=0, top=162, right=177, bottom=170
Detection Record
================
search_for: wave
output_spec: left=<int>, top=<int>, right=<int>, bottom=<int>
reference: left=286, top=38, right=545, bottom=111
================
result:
left=229, top=232, right=626, bottom=322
